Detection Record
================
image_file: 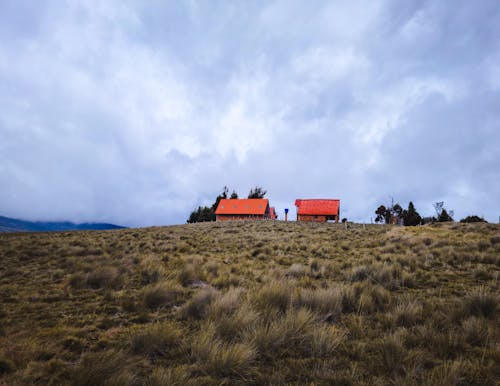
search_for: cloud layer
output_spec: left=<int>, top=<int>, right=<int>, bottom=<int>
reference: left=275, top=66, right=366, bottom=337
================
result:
left=1, top=0, right=499, bottom=226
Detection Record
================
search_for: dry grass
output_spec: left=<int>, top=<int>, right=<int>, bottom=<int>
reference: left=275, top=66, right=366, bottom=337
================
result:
left=0, top=221, right=499, bottom=384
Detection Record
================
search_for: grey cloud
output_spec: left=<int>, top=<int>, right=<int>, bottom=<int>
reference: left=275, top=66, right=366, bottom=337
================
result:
left=0, top=0, right=499, bottom=226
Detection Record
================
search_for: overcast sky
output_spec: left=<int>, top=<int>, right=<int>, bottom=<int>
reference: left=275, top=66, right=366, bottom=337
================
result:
left=1, top=1, right=499, bottom=226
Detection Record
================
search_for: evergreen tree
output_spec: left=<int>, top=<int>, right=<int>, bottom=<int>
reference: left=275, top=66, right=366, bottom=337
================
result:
left=187, top=186, right=230, bottom=223
left=230, top=190, right=238, bottom=199
left=438, top=209, right=454, bottom=222
left=187, top=206, right=215, bottom=223
left=403, top=201, right=422, bottom=226
left=211, top=186, right=229, bottom=211
left=248, top=186, right=267, bottom=199
left=375, top=205, right=388, bottom=223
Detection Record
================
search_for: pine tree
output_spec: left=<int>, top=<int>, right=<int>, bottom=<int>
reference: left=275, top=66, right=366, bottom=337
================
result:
left=438, top=209, right=453, bottom=222
left=403, top=201, right=422, bottom=226
left=248, top=186, right=266, bottom=199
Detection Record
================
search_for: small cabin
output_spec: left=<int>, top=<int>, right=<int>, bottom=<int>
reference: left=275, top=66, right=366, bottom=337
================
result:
left=295, top=199, right=340, bottom=222
left=215, top=199, right=272, bottom=221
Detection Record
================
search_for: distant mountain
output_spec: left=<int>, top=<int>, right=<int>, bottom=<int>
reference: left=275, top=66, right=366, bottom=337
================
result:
left=0, top=215, right=125, bottom=233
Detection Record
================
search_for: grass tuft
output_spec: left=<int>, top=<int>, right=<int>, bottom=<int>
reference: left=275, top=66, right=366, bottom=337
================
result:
left=191, top=329, right=256, bottom=379
left=252, top=280, right=293, bottom=314
left=142, top=282, right=179, bottom=310
left=461, top=287, right=498, bottom=319
left=179, top=288, right=217, bottom=320
left=130, top=322, right=183, bottom=359
left=72, top=350, right=140, bottom=386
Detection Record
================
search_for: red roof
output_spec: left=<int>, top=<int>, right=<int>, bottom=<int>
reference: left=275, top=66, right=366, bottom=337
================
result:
left=269, top=207, right=277, bottom=219
left=295, top=199, right=340, bottom=215
left=215, top=199, right=269, bottom=215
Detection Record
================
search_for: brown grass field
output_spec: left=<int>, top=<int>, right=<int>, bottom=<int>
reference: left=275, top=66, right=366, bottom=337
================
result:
left=0, top=221, right=499, bottom=385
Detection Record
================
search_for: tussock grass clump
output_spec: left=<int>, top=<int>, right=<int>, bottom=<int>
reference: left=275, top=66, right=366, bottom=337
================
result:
left=349, top=263, right=404, bottom=290
left=68, top=266, right=122, bottom=289
left=209, top=287, right=245, bottom=316
left=0, top=357, right=15, bottom=375
left=72, top=350, right=140, bottom=386
left=191, top=329, right=256, bottom=379
left=351, top=283, right=391, bottom=314
left=295, top=287, right=342, bottom=317
left=392, top=296, right=423, bottom=327
left=179, top=288, right=217, bottom=320
left=287, top=263, right=308, bottom=278
left=85, top=266, right=122, bottom=289
left=142, top=282, right=180, bottom=310
left=178, top=263, right=206, bottom=286
left=409, top=324, right=465, bottom=360
left=213, top=305, right=258, bottom=342
left=148, top=367, right=190, bottom=386
left=421, top=360, right=464, bottom=386
left=21, top=358, right=71, bottom=385
left=461, top=316, right=490, bottom=346
left=252, top=280, right=293, bottom=314
left=130, top=322, right=183, bottom=359
left=460, top=287, right=498, bottom=319
left=140, top=256, right=167, bottom=284
left=310, top=325, right=347, bottom=357
left=244, top=307, right=322, bottom=358
left=372, top=333, right=407, bottom=377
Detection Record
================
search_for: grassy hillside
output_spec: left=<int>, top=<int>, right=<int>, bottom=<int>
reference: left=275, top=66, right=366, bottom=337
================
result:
left=0, top=221, right=499, bottom=385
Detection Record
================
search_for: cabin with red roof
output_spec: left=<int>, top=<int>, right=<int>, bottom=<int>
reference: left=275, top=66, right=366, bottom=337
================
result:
left=295, top=199, right=340, bottom=222
left=215, top=199, right=272, bottom=221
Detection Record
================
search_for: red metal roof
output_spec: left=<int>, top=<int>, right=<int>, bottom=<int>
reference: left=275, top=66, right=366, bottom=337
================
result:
left=295, top=199, right=340, bottom=215
left=215, top=199, right=269, bottom=215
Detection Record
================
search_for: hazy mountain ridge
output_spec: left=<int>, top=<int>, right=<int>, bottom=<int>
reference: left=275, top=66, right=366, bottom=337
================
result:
left=0, top=215, right=125, bottom=232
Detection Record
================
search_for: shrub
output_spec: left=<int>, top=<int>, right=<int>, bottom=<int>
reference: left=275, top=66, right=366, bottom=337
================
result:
left=142, top=282, right=179, bottom=310
left=460, top=215, right=487, bottom=223
left=130, top=322, right=183, bottom=359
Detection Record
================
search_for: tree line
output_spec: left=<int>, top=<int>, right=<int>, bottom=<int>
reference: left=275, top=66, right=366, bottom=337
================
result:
left=187, top=186, right=267, bottom=223
left=374, top=201, right=487, bottom=225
